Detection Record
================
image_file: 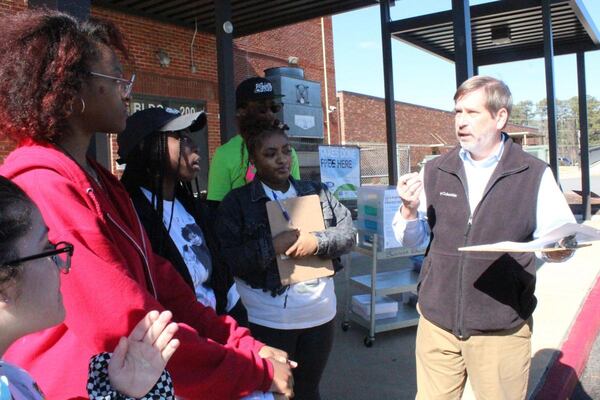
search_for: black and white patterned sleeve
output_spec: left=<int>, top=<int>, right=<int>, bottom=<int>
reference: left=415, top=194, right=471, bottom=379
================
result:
left=87, top=352, right=175, bottom=400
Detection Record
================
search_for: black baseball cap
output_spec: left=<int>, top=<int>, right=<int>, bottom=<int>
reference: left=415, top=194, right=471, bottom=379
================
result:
left=117, top=107, right=206, bottom=164
left=236, top=77, right=283, bottom=109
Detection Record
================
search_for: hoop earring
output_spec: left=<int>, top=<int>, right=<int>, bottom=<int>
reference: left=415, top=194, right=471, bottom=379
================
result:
left=79, top=98, right=86, bottom=114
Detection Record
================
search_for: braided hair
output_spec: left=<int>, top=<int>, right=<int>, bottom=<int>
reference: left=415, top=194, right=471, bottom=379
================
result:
left=121, top=131, right=199, bottom=252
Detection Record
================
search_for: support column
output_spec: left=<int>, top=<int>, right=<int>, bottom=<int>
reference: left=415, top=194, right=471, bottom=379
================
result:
left=452, top=0, right=474, bottom=87
left=380, top=0, right=398, bottom=185
left=577, top=52, right=591, bottom=220
left=542, top=0, right=559, bottom=181
left=215, top=0, right=236, bottom=143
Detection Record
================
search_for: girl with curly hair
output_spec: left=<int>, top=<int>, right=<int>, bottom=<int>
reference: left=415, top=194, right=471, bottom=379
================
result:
left=0, top=8, right=293, bottom=400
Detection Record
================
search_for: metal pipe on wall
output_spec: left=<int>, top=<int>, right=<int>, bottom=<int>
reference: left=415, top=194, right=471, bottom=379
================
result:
left=321, top=17, right=332, bottom=145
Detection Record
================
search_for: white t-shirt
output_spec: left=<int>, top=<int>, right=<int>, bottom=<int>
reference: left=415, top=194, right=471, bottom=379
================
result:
left=235, top=182, right=336, bottom=330
left=141, top=188, right=217, bottom=310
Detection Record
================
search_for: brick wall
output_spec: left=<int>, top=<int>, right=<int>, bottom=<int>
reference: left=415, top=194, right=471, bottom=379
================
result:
left=0, top=0, right=24, bottom=14
left=338, top=90, right=540, bottom=169
left=234, top=17, right=339, bottom=144
left=0, top=2, right=337, bottom=171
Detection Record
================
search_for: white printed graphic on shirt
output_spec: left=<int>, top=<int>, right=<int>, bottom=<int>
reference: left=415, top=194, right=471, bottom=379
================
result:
left=141, top=189, right=216, bottom=310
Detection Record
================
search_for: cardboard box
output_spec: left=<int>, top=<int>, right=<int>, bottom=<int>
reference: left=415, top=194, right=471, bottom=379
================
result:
left=357, top=185, right=402, bottom=249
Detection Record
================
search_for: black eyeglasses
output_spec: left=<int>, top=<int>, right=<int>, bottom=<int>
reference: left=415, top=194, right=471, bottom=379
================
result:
left=4, top=241, right=74, bottom=274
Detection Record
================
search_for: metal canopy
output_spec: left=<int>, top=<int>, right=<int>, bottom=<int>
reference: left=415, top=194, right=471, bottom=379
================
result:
left=390, top=0, right=600, bottom=66
left=92, top=0, right=376, bottom=37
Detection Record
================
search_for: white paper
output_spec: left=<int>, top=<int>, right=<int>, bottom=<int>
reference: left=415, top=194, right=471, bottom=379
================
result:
left=459, top=223, right=600, bottom=252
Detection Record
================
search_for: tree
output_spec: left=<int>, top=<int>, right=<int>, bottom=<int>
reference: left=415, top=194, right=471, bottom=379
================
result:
left=509, top=96, right=600, bottom=153
left=565, top=95, right=600, bottom=147
left=511, top=100, right=535, bottom=126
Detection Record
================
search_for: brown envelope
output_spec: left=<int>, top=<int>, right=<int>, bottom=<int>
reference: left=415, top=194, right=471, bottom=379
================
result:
left=266, top=194, right=334, bottom=285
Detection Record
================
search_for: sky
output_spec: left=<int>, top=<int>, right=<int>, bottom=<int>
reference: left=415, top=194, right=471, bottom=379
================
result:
left=332, top=0, right=600, bottom=112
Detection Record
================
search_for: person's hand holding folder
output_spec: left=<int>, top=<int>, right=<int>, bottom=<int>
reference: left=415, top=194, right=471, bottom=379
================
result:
left=285, top=230, right=318, bottom=258
left=266, top=194, right=334, bottom=285
left=271, top=193, right=319, bottom=258
left=273, top=229, right=300, bottom=255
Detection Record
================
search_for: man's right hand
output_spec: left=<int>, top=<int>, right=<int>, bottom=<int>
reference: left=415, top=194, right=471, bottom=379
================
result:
left=269, top=358, right=295, bottom=398
left=397, top=172, right=423, bottom=220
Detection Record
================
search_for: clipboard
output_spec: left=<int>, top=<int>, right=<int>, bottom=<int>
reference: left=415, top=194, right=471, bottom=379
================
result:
left=266, top=194, right=334, bottom=285
left=458, top=242, right=591, bottom=253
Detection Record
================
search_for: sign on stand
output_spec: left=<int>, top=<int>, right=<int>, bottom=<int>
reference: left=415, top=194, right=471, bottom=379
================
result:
left=318, top=145, right=360, bottom=201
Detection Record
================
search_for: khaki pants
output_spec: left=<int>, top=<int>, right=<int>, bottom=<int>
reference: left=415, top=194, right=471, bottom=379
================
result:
left=415, top=313, right=532, bottom=400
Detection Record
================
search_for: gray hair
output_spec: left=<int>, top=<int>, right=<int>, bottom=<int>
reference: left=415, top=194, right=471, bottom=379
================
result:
left=454, top=75, right=512, bottom=117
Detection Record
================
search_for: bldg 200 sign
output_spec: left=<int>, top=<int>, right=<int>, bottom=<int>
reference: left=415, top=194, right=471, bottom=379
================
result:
left=129, top=94, right=205, bottom=116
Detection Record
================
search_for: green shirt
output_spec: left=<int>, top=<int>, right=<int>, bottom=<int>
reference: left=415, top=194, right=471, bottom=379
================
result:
left=207, top=134, right=301, bottom=201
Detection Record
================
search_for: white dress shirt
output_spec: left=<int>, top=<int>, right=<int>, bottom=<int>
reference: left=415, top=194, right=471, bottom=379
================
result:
left=393, top=136, right=576, bottom=251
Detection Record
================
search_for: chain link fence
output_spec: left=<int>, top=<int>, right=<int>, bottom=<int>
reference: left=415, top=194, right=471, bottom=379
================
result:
left=295, top=141, right=412, bottom=184
left=293, top=141, right=427, bottom=218
left=346, top=142, right=411, bottom=185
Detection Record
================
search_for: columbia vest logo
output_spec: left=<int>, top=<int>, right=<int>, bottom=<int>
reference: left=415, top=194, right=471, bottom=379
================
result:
left=440, top=191, right=457, bottom=198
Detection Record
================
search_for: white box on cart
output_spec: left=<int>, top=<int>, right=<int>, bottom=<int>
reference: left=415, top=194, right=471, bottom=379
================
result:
left=351, top=294, right=398, bottom=320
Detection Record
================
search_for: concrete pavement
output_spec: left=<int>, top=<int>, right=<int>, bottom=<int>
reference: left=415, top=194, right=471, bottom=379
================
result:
left=574, top=332, right=600, bottom=399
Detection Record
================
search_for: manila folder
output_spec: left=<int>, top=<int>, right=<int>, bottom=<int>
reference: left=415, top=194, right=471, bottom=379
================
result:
left=266, top=194, right=334, bottom=285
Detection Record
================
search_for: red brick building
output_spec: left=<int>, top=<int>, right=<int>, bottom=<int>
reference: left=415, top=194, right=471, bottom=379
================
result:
left=0, top=1, right=540, bottom=182
left=0, top=1, right=338, bottom=184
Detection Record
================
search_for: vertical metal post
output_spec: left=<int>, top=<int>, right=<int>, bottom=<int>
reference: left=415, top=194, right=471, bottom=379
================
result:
left=542, top=0, right=559, bottom=181
left=452, top=0, right=474, bottom=87
left=215, top=0, right=236, bottom=144
left=577, top=52, right=591, bottom=220
left=380, top=0, right=398, bottom=185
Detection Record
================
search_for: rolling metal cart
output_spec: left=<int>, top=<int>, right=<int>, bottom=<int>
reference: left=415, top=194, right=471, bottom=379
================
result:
left=342, top=231, right=424, bottom=347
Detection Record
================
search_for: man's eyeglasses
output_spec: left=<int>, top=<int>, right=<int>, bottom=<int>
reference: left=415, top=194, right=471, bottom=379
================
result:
left=89, top=72, right=136, bottom=98
left=4, top=241, right=74, bottom=274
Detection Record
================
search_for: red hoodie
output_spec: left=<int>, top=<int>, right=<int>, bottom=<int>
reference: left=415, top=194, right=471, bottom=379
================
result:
left=0, top=143, right=273, bottom=399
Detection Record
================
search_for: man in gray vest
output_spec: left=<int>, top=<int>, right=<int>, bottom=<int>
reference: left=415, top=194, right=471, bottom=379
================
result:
left=393, top=75, right=576, bottom=399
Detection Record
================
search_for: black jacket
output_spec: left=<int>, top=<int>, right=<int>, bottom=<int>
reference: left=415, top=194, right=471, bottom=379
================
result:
left=420, top=137, right=547, bottom=338
left=130, top=185, right=233, bottom=314
left=216, top=178, right=356, bottom=296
